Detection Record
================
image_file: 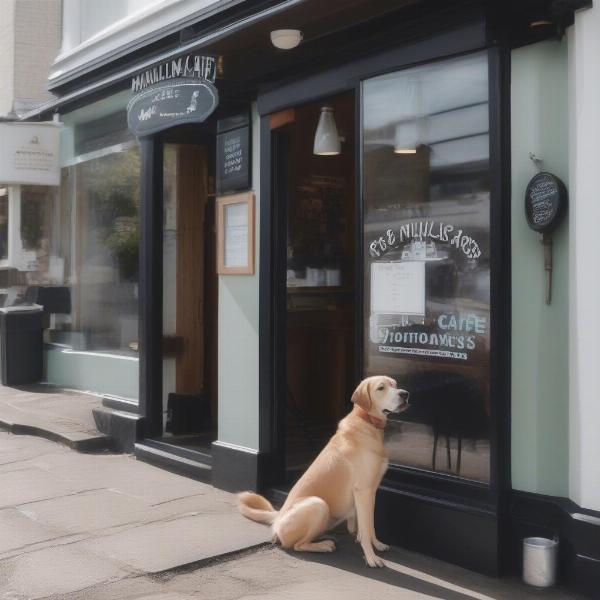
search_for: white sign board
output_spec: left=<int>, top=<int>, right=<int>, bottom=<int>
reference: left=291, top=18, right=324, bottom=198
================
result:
left=371, top=261, right=426, bottom=315
left=224, top=201, right=249, bottom=268
left=0, top=122, right=61, bottom=186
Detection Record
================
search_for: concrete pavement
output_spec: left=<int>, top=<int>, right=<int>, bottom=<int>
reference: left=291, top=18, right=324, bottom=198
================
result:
left=50, top=541, right=587, bottom=600
left=0, top=431, right=269, bottom=599
left=0, top=432, right=584, bottom=600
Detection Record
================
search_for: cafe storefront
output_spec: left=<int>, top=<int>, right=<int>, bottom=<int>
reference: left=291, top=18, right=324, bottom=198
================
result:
left=253, top=27, right=506, bottom=576
left=23, top=0, right=597, bottom=595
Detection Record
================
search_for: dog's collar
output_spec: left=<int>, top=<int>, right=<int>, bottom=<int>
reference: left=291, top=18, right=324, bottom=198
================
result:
left=356, top=408, right=386, bottom=430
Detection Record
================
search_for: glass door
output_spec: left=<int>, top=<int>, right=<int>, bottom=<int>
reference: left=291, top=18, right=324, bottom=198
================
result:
left=362, top=51, right=491, bottom=483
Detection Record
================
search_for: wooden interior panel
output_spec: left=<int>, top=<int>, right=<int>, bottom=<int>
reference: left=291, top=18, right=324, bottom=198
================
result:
left=270, top=108, right=296, bottom=130
left=285, top=92, right=356, bottom=435
left=176, top=145, right=208, bottom=394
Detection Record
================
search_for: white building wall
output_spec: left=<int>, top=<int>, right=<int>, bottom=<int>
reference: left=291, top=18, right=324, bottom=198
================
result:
left=78, top=0, right=157, bottom=43
left=0, top=0, right=61, bottom=118
left=568, top=5, right=600, bottom=512
left=0, top=0, right=16, bottom=117
left=52, top=0, right=222, bottom=87
left=12, top=0, right=61, bottom=114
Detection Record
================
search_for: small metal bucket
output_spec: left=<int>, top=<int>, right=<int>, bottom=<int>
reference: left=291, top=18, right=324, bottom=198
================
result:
left=523, top=536, right=559, bottom=587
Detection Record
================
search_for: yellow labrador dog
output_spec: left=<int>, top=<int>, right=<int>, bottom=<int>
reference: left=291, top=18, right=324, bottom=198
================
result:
left=238, top=376, right=409, bottom=567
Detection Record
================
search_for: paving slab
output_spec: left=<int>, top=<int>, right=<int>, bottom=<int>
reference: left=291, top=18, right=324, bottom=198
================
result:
left=26, top=450, right=211, bottom=505
left=0, top=435, right=56, bottom=469
left=0, top=543, right=132, bottom=599
left=0, top=508, right=63, bottom=553
left=77, top=511, right=270, bottom=573
left=16, top=488, right=150, bottom=534
left=0, top=466, right=88, bottom=508
left=0, top=384, right=108, bottom=451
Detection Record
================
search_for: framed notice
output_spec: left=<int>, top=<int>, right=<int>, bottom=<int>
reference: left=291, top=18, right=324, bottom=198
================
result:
left=216, top=193, right=255, bottom=275
left=371, top=261, right=426, bottom=315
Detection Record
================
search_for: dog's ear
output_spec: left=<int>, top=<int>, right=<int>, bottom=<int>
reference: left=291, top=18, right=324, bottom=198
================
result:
left=351, top=379, right=372, bottom=411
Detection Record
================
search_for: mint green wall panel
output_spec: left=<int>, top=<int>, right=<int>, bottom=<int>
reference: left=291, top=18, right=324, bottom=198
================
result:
left=511, top=40, right=569, bottom=496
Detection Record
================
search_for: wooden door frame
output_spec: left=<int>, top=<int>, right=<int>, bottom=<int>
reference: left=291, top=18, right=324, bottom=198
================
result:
left=139, top=132, right=216, bottom=440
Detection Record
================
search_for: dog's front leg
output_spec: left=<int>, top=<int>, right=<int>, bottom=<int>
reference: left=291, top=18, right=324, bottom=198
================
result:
left=369, top=488, right=389, bottom=552
left=353, top=488, right=384, bottom=568
left=354, top=491, right=388, bottom=550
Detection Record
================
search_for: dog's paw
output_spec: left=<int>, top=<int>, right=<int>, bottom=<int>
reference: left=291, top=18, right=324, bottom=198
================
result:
left=365, top=554, right=385, bottom=568
left=373, top=540, right=390, bottom=552
left=320, top=539, right=336, bottom=552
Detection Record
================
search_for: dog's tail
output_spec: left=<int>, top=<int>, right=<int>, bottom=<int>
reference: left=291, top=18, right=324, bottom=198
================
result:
left=237, top=491, right=278, bottom=525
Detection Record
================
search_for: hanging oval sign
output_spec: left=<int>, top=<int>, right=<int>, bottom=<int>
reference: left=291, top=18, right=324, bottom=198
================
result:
left=127, top=78, right=218, bottom=137
left=524, top=171, right=567, bottom=233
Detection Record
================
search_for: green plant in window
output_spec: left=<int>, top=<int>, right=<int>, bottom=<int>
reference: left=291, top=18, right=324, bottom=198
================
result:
left=105, top=225, right=139, bottom=281
left=82, top=150, right=141, bottom=280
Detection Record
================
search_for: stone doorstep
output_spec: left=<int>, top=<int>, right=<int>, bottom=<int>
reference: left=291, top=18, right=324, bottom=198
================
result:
left=0, top=417, right=110, bottom=452
left=0, top=385, right=112, bottom=452
left=92, top=405, right=143, bottom=453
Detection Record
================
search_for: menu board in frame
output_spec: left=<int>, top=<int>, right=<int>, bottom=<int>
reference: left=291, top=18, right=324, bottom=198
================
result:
left=216, top=193, right=255, bottom=275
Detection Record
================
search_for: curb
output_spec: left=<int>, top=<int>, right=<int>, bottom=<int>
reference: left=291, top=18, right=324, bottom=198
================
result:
left=0, top=419, right=111, bottom=453
left=148, top=541, right=273, bottom=578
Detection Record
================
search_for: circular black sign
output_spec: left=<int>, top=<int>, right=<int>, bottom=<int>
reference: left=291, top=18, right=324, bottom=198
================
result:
left=524, top=172, right=567, bottom=233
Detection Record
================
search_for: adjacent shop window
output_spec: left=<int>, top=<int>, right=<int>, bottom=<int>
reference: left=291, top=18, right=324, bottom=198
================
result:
left=0, top=185, right=69, bottom=303
left=362, top=52, right=491, bottom=482
left=19, top=186, right=66, bottom=283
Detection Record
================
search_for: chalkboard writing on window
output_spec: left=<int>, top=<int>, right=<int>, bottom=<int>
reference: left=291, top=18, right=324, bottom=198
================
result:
left=216, top=113, right=251, bottom=195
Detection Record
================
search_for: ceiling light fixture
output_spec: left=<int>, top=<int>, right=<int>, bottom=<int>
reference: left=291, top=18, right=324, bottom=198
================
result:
left=270, top=29, right=303, bottom=50
left=313, top=106, right=341, bottom=156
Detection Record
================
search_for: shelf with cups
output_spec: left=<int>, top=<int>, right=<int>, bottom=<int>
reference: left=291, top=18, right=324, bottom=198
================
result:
left=286, top=285, right=353, bottom=312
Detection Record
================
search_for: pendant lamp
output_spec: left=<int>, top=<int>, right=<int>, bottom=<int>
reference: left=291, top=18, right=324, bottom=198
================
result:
left=394, top=120, right=419, bottom=154
left=313, top=106, right=341, bottom=156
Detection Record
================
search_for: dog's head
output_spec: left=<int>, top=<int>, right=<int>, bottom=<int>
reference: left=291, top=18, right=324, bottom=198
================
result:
left=351, top=376, right=409, bottom=419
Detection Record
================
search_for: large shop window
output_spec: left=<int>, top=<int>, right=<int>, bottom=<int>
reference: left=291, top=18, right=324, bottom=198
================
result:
left=15, top=144, right=141, bottom=358
left=362, top=52, right=491, bottom=483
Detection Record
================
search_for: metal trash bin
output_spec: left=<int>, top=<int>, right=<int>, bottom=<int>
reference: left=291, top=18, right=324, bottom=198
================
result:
left=523, top=536, right=559, bottom=587
left=0, top=305, right=43, bottom=386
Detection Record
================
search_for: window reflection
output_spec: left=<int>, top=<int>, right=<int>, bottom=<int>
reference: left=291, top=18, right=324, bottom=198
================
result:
left=69, top=147, right=141, bottom=353
left=362, top=52, right=491, bottom=482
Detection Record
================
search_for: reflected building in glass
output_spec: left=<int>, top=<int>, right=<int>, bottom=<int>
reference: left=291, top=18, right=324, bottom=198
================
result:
left=363, top=52, right=491, bottom=481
